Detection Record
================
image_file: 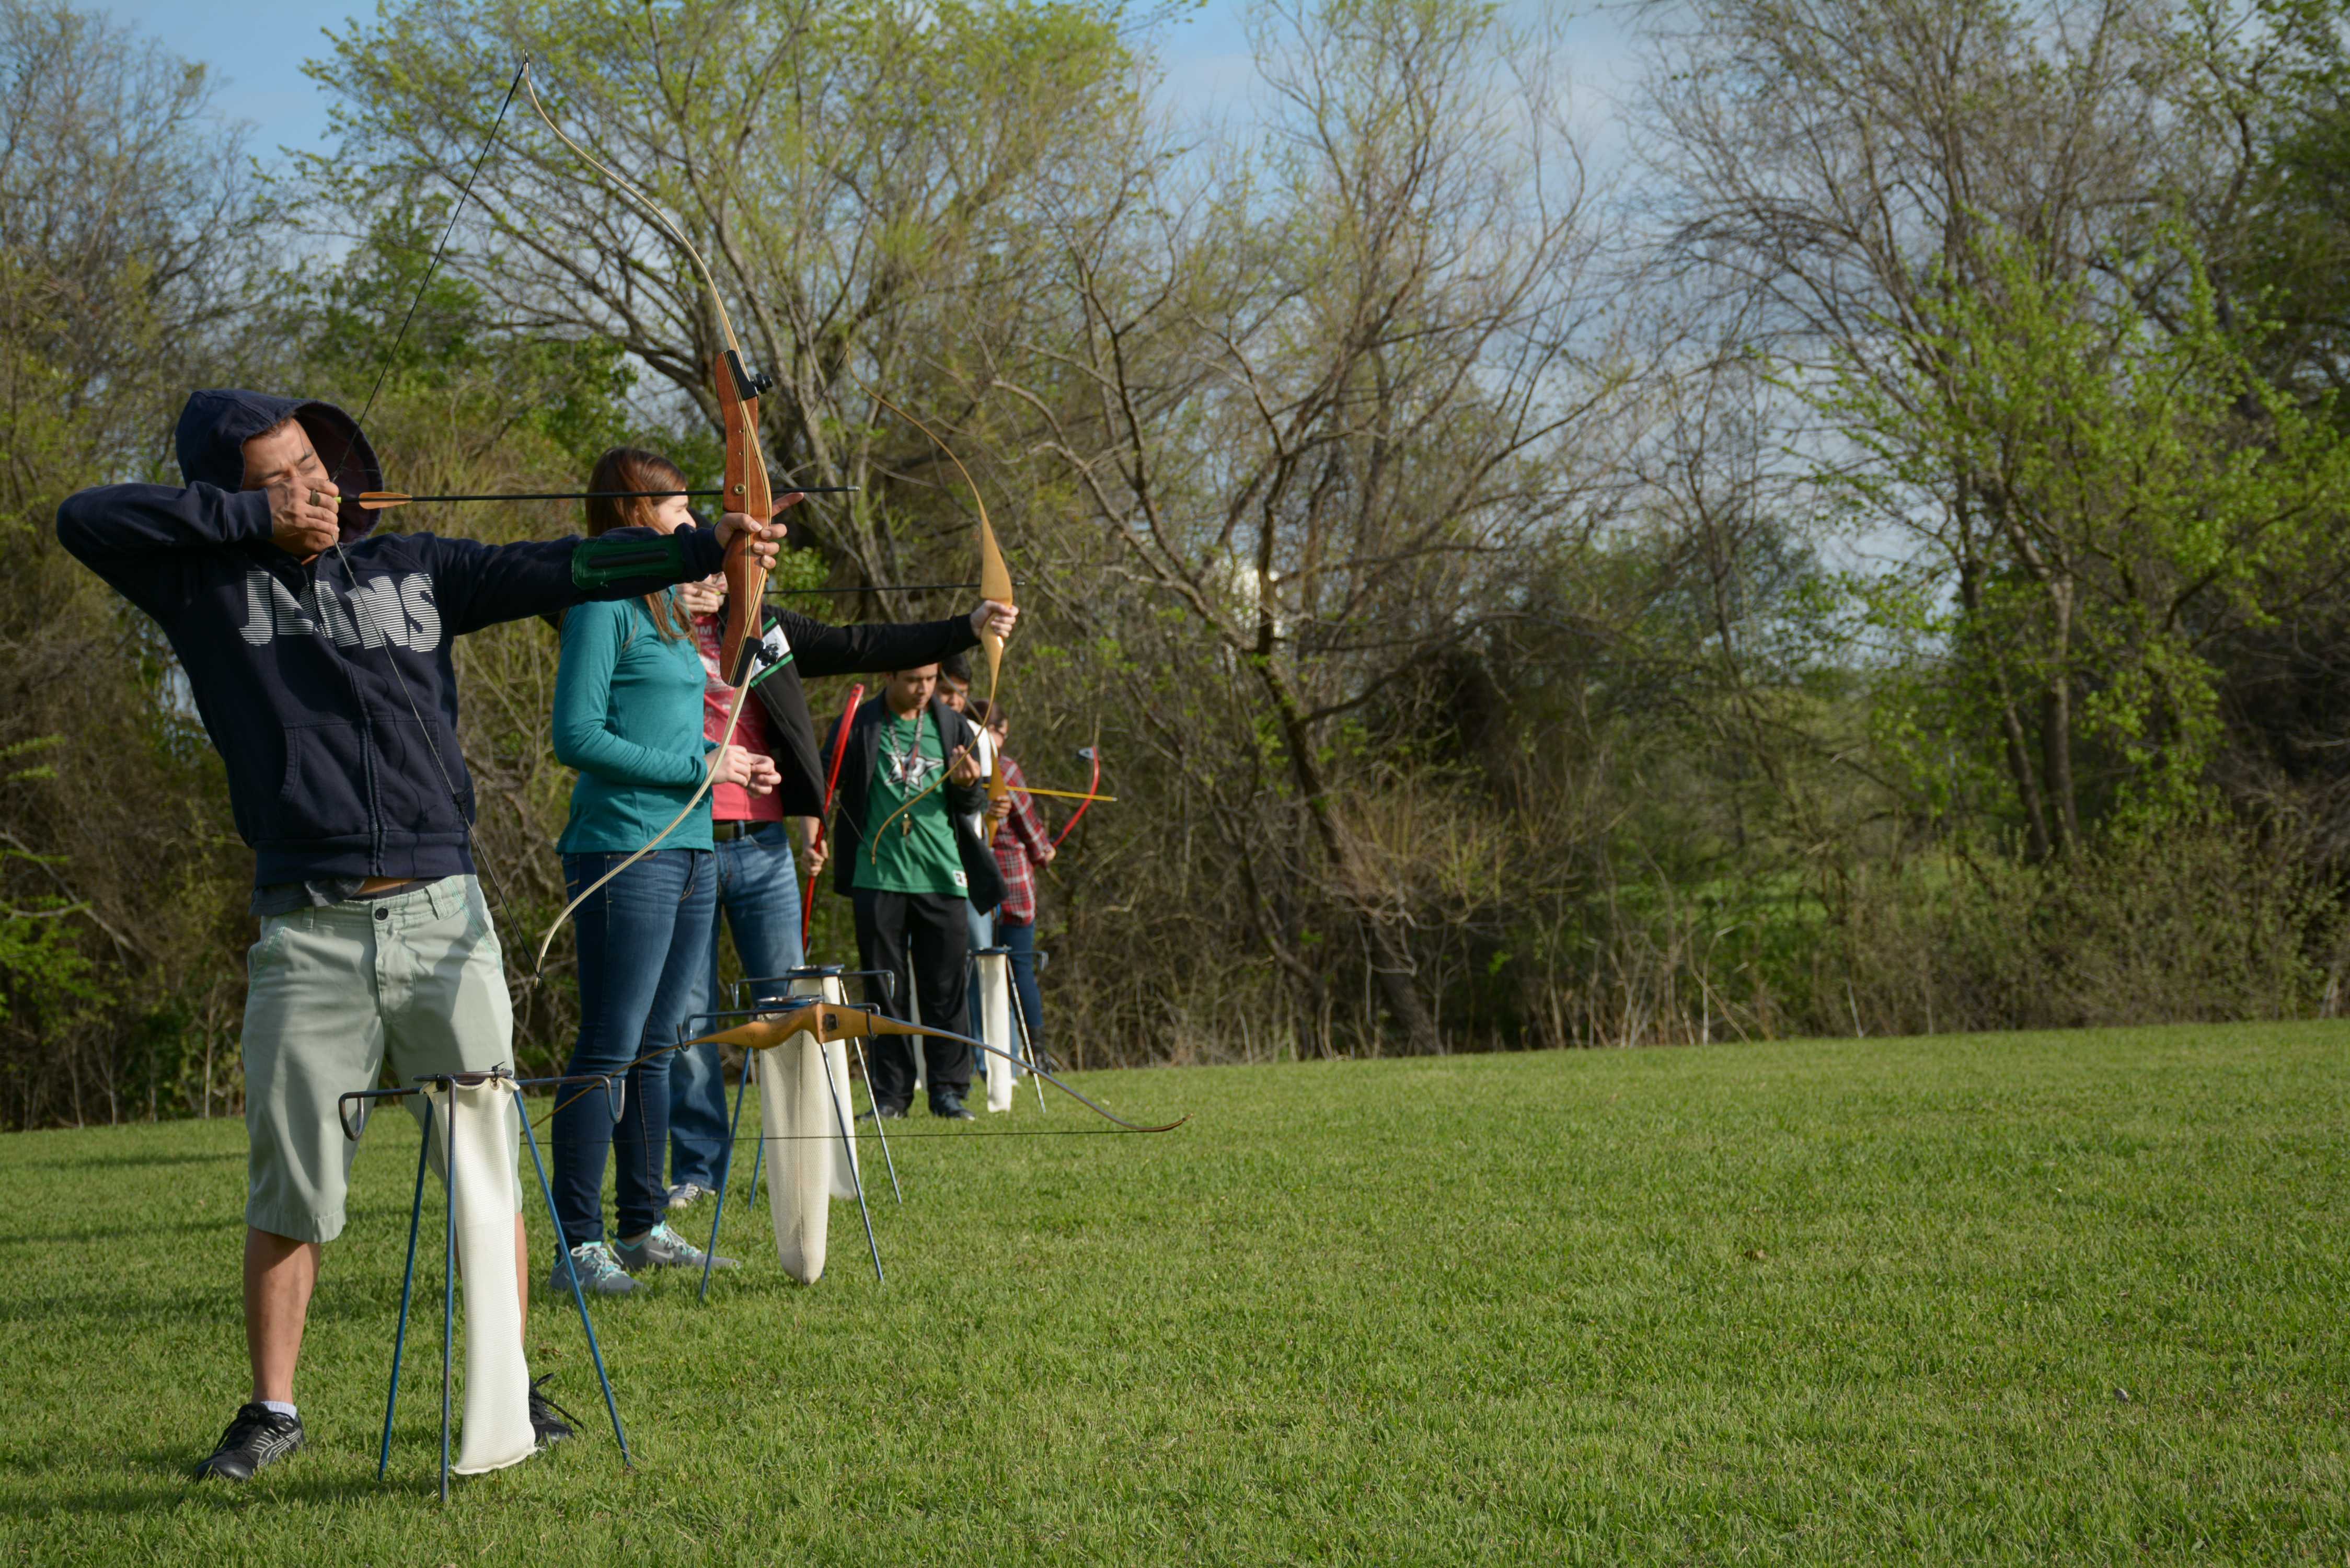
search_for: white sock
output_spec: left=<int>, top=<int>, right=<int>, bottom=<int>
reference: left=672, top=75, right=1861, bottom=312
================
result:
left=258, top=1400, right=297, bottom=1420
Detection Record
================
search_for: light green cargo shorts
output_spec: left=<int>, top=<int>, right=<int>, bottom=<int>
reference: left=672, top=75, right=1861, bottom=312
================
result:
left=241, top=875, right=516, bottom=1243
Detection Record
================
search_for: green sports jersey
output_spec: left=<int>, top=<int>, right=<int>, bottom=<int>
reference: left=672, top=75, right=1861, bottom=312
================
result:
left=857, top=708, right=966, bottom=896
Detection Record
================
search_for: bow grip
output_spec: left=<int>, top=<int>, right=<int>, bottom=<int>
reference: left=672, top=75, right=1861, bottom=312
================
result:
left=721, top=537, right=765, bottom=684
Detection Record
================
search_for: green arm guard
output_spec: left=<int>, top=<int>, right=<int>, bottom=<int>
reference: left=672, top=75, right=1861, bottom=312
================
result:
left=571, top=532, right=693, bottom=590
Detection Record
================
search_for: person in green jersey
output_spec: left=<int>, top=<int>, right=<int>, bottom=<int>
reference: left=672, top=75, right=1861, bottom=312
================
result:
left=821, top=663, right=1006, bottom=1117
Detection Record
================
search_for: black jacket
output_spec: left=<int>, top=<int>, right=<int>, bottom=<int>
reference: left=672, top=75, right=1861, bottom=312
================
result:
left=746, top=608, right=980, bottom=818
left=56, top=388, right=724, bottom=886
left=824, top=694, right=1006, bottom=909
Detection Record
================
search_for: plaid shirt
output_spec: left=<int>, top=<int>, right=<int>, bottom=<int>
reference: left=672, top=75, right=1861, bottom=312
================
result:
left=988, top=754, right=1053, bottom=923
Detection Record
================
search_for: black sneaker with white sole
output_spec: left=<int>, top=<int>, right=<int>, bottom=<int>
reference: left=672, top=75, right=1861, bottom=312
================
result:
left=192, top=1403, right=304, bottom=1481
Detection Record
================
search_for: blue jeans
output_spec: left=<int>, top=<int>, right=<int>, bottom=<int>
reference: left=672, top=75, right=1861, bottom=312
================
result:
left=551, top=848, right=715, bottom=1249
left=997, top=915, right=1046, bottom=1064
left=669, top=822, right=803, bottom=1189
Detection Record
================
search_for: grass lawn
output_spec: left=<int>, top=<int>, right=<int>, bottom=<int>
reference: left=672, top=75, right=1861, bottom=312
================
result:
left=1, top=1022, right=2345, bottom=1564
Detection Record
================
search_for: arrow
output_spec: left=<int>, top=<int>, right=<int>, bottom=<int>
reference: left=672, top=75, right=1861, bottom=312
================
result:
left=769, top=582, right=978, bottom=596
left=352, top=486, right=857, bottom=511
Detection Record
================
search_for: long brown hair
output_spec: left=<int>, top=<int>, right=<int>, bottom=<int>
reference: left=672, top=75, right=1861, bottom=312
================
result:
left=584, top=447, right=690, bottom=641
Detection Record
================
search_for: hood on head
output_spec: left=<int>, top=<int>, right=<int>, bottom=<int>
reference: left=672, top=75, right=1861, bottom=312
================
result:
left=174, top=389, right=385, bottom=543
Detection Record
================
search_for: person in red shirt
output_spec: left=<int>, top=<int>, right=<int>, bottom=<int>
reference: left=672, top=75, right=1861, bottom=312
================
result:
left=974, top=701, right=1056, bottom=1070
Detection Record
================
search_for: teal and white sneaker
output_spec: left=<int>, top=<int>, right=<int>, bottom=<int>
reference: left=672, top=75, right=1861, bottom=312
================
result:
left=613, top=1222, right=738, bottom=1276
left=550, top=1240, right=640, bottom=1297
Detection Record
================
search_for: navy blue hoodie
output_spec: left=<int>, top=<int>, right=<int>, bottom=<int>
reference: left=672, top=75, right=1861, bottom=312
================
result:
left=55, top=388, right=725, bottom=887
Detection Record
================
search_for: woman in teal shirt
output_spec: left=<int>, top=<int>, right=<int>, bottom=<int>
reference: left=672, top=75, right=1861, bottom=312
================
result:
left=545, top=447, right=792, bottom=1295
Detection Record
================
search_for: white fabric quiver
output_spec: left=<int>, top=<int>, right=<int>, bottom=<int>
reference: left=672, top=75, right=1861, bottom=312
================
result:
left=757, top=974, right=839, bottom=1282
left=977, top=950, right=1018, bottom=1113
left=421, top=1078, right=534, bottom=1476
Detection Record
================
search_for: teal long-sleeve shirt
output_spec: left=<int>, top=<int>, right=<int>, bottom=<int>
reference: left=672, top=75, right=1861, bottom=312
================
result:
left=552, top=594, right=716, bottom=855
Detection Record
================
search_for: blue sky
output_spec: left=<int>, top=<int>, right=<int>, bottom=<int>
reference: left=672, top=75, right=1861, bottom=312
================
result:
left=101, top=1, right=1642, bottom=165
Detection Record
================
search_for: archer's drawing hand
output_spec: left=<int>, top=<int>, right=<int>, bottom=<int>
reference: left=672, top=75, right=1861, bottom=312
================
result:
left=948, top=746, right=982, bottom=786
left=268, top=479, right=343, bottom=561
left=716, top=510, right=787, bottom=565
left=712, top=745, right=782, bottom=796
left=680, top=574, right=725, bottom=617
left=969, top=600, right=1017, bottom=640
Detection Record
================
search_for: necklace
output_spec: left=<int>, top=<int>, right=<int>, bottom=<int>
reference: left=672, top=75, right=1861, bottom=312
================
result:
left=881, top=710, right=935, bottom=798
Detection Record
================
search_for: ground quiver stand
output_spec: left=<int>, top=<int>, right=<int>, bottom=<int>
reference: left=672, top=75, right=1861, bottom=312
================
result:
left=693, top=966, right=893, bottom=1297
left=337, top=1069, right=630, bottom=1500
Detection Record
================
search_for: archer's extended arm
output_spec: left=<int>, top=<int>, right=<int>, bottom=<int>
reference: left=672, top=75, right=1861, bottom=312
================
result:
left=769, top=608, right=980, bottom=678
left=427, top=526, right=727, bottom=638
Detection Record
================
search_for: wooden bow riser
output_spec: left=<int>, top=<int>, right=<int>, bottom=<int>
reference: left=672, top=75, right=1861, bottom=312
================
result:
left=717, top=349, right=776, bottom=685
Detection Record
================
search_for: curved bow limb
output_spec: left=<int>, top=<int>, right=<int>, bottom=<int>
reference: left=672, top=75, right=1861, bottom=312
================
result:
left=854, top=379, right=1016, bottom=856
left=1050, top=734, right=1103, bottom=851
left=682, top=1004, right=1186, bottom=1136
left=521, top=62, right=788, bottom=972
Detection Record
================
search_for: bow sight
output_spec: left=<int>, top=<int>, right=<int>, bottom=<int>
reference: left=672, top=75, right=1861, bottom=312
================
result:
left=724, top=348, right=775, bottom=402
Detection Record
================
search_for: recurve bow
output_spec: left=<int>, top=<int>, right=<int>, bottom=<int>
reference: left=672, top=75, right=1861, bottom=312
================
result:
left=521, top=64, right=798, bottom=973
left=682, top=1001, right=1186, bottom=1135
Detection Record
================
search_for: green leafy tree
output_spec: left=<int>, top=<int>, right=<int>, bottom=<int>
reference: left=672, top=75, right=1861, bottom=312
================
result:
left=1808, top=228, right=2350, bottom=852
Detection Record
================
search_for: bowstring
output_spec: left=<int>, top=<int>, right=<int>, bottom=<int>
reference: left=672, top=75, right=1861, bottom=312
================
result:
left=527, top=1018, right=1181, bottom=1135
left=322, top=59, right=534, bottom=964
left=355, top=59, right=531, bottom=434
left=530, top=673, right=754, bottom=975
left=523, top=1036, right=1172, bottom=1137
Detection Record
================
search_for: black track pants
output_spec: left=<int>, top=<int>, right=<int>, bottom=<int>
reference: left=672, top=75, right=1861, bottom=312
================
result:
left=852, top=887, right=973, bottom=1107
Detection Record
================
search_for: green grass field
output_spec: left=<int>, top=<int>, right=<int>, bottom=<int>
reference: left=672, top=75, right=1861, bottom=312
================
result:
left=2, top=1023, right=2345, bottom=1564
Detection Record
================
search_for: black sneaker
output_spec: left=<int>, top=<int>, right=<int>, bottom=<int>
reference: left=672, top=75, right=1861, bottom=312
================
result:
left=929, top=1090, right=976, bottom=1121
left=529, top=1375, right=578, bottom=1449
left=192, top=1402, right=304, bottom=1481
left=857, top=1104, right=908, bottom=1121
